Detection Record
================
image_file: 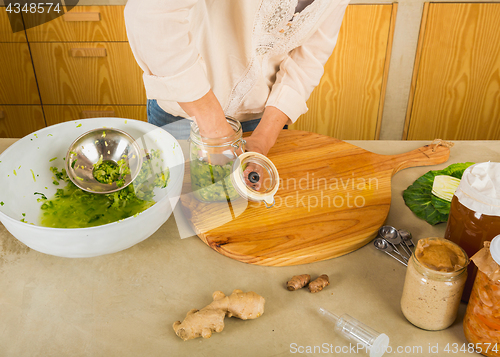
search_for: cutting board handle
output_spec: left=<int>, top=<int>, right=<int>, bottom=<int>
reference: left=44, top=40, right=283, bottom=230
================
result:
left=389, top=143, right=451, bottom=175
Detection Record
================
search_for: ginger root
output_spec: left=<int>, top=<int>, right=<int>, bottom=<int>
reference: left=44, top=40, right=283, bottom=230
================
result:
left=286, top=274, right=311, bottom=291
left=308, top=274, right=330, bottom=293
left=173, top=289, right=265, bottom=341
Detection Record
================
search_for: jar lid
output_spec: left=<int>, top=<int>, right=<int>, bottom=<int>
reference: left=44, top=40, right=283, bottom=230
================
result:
left=231, top=152, right=279, bottom=207
left=490, top=235, right=500, bottom=266
left=454, top=162, right=500, bottom=217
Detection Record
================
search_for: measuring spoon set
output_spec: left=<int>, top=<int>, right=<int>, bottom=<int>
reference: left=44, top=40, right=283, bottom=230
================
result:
left=373, top=226, right=415, bottom=267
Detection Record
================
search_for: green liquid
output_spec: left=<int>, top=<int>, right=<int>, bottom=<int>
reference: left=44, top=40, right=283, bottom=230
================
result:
left=39, top=150, right=169, bottom=228
left=39, top=184, right=154, bottom=228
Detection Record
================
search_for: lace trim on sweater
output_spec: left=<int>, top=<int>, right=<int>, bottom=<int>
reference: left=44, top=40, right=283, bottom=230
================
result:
left=224, top=0, right=330, bottom=117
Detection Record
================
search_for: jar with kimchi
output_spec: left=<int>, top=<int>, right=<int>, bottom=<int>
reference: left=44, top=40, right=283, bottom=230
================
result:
left=463, top=236, right=500, bottom=357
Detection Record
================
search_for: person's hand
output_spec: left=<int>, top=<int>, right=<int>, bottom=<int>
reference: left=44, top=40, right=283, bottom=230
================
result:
left=179, top=90, right=235, bottom=165
left=241, top=129, right=278, bottom=191
left=239, top=107, right=289, bottom=190
left=198, top=119, right=235, bottom=139
left=243, top=106, right=290, bottom=156
left=243, top=135, right=271, bottom=156
left=178, top=89, right=234, bottom=139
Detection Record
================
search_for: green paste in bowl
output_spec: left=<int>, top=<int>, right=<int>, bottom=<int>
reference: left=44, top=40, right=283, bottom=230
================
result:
left=39, top=150, right=169, bottom=228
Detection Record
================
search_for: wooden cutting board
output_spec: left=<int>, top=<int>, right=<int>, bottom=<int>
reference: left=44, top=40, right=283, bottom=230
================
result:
left=180, top=130, right=450, bottom=266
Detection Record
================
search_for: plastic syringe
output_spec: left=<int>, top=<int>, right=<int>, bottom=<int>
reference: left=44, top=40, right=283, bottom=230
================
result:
left=318, top=307, right=389, bottom=357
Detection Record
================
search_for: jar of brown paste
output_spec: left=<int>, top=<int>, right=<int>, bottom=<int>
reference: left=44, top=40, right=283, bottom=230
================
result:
left=401, top=237, right=469, bottom=330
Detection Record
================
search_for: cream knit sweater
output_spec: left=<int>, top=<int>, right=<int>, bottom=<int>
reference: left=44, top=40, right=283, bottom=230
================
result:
left=125, top=0, right=349, bottom=123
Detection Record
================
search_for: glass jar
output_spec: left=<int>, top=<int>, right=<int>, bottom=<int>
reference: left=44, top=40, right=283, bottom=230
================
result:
left=231, top=151, right=280, bottom=208
left=463, top=237, right=500, bottom=357
left=400, top=237, right=469, bottom=330
left=189, top=118, right=245, bottom=202
left=444, top=162, right=500, bottom=301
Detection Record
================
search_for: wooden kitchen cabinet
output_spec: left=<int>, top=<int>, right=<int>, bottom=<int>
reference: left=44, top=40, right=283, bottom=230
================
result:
left=0, top=11, right=43, bottom=138
left=44, top=105, right=147, bottom=126
left=30, top=42, right=146, bottom=105
left=0, top=11, right=40, bottom=108
left=0, top=105, right=45, bottom=137
left=291, top=4, right=396, bottom=140
left=23, top=6, right=128, bottom=42
left=0, top=5, right=148, bottom=138
left=0, top=43, right=40, bottom=105
left=405, top=3, right=500, bottom=140
left=0, top=9, right=25, bottom=42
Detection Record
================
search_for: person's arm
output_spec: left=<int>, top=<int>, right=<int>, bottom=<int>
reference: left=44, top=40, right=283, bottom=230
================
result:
left=244, top=106, right=288, bottom=155
left=178, top=90, right=234, bottom=138
left=124, top=0, right=232, bottom=138
left=247, top=0, right=349, bottom=155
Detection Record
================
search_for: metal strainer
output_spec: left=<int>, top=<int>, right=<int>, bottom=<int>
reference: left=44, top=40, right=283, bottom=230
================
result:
left=65, top=128, right=143, bottom=194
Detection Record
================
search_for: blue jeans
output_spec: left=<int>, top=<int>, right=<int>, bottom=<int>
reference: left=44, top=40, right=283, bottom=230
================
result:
left=147, top=99, right=261, bottom=140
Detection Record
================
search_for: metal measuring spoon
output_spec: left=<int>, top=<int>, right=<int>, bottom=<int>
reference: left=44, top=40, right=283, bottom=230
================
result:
left=373, top=238, right=408, bottom=267
left=378, top=225, right=408, bottom=261
left=399, top=230, right=415, bottom=253
left=388, top=229, right=413, bottom=258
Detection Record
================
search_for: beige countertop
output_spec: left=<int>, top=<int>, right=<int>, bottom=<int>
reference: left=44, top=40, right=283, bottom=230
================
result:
left=1, top=137, right=499, bottom=357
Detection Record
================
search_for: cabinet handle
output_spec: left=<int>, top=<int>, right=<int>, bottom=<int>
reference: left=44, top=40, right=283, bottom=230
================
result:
left=70, top=48, right=107, bottom=58
left=0, top=110, right=4, bottom=119
left=81, top=110, right=116, bottom=119
left=63, top=12, right=101, bottom=22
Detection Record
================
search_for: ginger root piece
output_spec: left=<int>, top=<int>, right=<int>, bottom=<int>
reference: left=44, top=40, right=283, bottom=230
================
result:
left=173, top=307, right=226, bottom=341
left=173, top=289, right=265, bottom=341
left=308, top=274, right=330, bottom=293
left=286, top=274, right=311, bottom=291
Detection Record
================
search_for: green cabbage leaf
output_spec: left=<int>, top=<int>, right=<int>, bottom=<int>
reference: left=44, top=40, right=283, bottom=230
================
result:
left=403, top=162, right=475, bottom=225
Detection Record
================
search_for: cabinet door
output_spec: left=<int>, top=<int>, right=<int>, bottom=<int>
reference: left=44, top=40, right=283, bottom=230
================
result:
left=290, top=4, right=396, bottom=140
left=30, top=42, right=146, bottom=105
left=0, top=106, right=45, bottom=138
left=44, top=105, right=147, bottom=126
left=0, top=43, right=40, bottom=104
left=0, top=8, right=26, bottom=42
left=406, top=3, right=500, bottom=140
left=24, top=6, right=127, bottom=42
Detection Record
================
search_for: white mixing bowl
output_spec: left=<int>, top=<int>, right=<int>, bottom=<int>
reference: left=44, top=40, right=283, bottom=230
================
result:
left=0, top=118, right=184, bottom=257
